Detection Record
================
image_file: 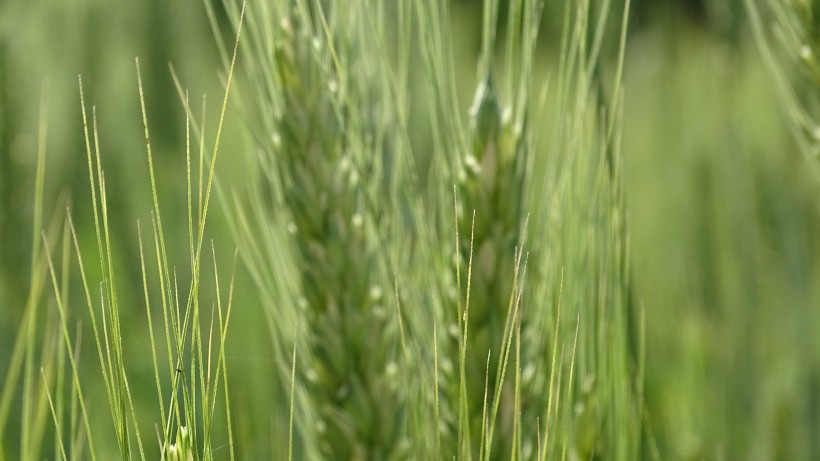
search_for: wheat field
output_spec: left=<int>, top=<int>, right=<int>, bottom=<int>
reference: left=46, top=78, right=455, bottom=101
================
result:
left=1, top=0, right=819, bottom=459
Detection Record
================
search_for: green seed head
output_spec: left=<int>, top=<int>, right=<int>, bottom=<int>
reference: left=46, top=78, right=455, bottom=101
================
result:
left=165, top=426, right=193, bottom=461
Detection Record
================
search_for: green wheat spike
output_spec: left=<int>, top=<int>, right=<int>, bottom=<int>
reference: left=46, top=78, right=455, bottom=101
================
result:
left=441, top=66, right=528, bottom=459
left=227, top=6, right=405, bottom=458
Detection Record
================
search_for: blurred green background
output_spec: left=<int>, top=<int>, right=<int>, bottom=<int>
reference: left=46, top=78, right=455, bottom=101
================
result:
left=2, top=0, right=819, bottom=458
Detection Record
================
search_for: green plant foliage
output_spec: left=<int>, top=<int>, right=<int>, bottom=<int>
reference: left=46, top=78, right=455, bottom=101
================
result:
left=4, top=0, right=820, bottom=459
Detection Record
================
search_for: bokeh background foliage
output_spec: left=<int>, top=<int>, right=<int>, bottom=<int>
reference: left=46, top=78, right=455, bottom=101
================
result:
left=1, top=0, right=820, bottom=459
